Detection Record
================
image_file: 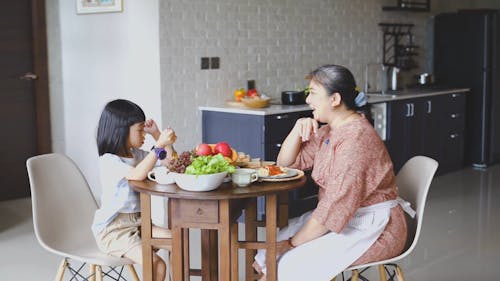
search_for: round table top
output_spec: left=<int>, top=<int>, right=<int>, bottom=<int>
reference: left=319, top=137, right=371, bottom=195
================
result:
left=130, top=176, right=307, bottom=200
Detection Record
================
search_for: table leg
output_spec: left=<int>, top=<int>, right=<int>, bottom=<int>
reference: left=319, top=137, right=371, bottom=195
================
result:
left=172, top=226, right=184, bottom=281
left=265, top=194, right=278, bottom=281
left=183, top=229, right=190, bottom=281
left=219, top=199, right=231, bottom=281
left=245, top=198, right=257, bottom=280
left=201, top=229, right=218, bottom=281
left=140, top=193, right=153, bottom=281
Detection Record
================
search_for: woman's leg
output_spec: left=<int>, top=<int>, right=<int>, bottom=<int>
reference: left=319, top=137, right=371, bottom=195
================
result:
left=124, top=245, right=166, bottom=281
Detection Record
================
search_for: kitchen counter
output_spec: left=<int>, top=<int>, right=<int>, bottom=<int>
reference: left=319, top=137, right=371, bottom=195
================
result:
left=199, top=103, right=311, bottom=115
left=367, top=87, right=470, bottom=103
left=200, top=88, right=470, bottom=115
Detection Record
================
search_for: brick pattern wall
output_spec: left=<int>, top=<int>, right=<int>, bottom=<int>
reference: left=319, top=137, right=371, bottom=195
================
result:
left=159, top=0, right=430, bottom=152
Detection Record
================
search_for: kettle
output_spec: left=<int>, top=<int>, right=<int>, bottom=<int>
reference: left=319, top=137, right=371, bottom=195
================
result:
left=390, top=67, right=400, bottom=90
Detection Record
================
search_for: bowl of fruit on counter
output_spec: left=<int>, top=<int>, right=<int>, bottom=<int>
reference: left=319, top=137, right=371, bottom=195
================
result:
left=166, top=142, right=237, bottom=191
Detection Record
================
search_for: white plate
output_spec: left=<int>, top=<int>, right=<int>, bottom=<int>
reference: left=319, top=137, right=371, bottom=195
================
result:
left=259, top=168, right=298, bottom=179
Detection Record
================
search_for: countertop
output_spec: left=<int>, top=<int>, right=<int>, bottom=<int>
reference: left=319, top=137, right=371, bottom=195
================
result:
left=199, top=88, right=470, bottom=115
left=367, top=87, right=469, bottom=103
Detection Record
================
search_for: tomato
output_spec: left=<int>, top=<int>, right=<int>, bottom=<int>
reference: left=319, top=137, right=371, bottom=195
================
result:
left=234, top=88, right=246, bottom=102
left=247, top=89, right=259, bottom=97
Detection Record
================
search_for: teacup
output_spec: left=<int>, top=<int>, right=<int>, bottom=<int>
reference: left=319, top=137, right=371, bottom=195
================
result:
left=147, top=167, right=174, bottom=184
left=231, top=168, right=258, bottom=187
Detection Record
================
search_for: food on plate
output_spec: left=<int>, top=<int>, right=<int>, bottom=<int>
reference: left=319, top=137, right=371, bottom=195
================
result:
left=195, top=143, right=213, bottom=156
left=167, top=151, right=195, bottom=173
left=213, top=142, right=232, bottom=157
left=257, top=165, right=287, bottom=177
left=234, top=88, right=246, bottom=102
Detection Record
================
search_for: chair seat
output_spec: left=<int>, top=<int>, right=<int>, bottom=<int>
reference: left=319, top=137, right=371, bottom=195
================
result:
left=42, top=240, right=135, bottom=267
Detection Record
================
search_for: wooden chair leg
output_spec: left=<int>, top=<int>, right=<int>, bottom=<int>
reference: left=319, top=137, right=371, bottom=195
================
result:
left=127, top=264, right=140, bottom=281
left=378, top=264, right=387, bottom=281
left=89, top=264, right=96, bottom=281
left=230, top=222, right=239, bottom=281
left=95, top=265, right=103, bottom=281
left=351, top=269, right=360, bottom=281
left=395, top=265, right=406, bottom=281
left=54, top=259, right=67, bottom=281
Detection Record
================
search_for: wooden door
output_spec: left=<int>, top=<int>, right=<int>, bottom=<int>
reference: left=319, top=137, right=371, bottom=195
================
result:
left=0, top=0, right=50, bottom=201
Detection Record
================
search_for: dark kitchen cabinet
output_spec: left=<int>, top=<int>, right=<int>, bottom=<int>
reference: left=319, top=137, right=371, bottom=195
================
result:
left=201, top=109, right=317, bottom=219
left=384, top=92, right=466, bottom=174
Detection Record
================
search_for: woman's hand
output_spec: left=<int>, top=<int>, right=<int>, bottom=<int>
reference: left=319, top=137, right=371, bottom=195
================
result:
left=144, top=119, right=160, bottom=140
left=156, top=128, right=177, bottom=148
left=293, top=118, right=319, bottom=142
left=276, top=240, right=293, bottom=256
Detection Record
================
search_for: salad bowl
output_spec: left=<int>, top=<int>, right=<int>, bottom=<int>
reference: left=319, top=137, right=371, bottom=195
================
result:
left=170, top=171, right=228, bottom=192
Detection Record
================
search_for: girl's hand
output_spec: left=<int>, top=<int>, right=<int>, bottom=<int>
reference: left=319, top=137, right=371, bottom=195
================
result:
left=293, top=118, right=319, bottom=142
left=156, top=128, right=177, bottom=148
left=144, top=119, right=160, bottom=140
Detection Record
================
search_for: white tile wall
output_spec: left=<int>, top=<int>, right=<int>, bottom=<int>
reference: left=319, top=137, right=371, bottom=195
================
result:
left=159, top=0, right=431, bottom=152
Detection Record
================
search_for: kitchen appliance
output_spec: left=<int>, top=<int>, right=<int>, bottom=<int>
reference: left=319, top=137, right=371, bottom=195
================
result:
left=434, top=10, right=500, bottom=167
left=281, top=91, right=306, bottom=105
left=390, top=66, right=400, bottom=90
left=417, top=73, right=433, bottom=85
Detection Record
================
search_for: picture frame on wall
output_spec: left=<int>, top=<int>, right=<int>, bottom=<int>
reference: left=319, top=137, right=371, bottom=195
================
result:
left=76, top=0, right=123, bottom=14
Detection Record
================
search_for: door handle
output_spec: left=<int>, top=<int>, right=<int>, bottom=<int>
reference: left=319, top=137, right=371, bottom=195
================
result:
left=410, top=103, right=415, bottom=117
left=427, top=100, right=432, bottom=114
left=405, top=104, right=411, bottom=117
left=450, top=113, right=460, bottom=118
left=19, top=72, right=38, bottom=80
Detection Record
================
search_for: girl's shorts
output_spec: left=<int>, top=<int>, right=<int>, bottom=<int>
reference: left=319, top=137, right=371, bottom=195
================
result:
left=95, top=213, right=142, bottom=258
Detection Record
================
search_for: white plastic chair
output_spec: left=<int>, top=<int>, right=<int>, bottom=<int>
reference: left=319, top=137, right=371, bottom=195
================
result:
left=333, top=155, right=439, bottom=281
left=26, top=153, right=140, bottom=281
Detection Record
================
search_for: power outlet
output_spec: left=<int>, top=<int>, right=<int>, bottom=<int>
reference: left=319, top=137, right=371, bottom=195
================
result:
left=210, top=57, right=220, bottom=69
left=201, top=57, right=210, bottom=70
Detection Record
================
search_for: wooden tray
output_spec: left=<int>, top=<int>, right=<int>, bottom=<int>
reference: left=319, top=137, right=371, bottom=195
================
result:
left=225, top=100, right=247, bottom=108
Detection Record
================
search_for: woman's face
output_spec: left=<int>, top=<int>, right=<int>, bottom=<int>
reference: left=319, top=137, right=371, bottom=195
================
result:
left=306, top=79, right=335, bottom=123
left=127, top=122, right=146, bottom=149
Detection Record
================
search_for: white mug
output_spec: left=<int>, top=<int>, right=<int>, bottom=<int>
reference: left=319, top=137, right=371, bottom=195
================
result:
left=147, top=166, right=174, bottom=184
left=231, top=168, right=258, bottom=187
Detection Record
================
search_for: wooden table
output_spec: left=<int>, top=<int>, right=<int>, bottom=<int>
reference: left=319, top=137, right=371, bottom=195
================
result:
left=130, top=177, right=306, bottom=281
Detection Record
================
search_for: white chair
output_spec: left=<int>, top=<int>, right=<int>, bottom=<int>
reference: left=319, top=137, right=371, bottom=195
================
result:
left=333, top=155, right=439, bottom=281
left=26, top=153, right=140, bottom=281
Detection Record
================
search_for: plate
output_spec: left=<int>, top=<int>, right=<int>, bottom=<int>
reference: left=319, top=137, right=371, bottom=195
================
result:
left=259, top=168, right=298, bottom=179
left=259, top=169, right=304, bottom=182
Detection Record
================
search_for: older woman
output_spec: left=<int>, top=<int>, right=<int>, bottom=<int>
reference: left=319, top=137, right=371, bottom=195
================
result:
left=254, top=65, right=411, bottom=280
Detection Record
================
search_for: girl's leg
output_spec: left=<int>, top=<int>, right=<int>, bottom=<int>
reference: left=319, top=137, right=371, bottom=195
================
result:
left=124, top=245, right=166, bottom=281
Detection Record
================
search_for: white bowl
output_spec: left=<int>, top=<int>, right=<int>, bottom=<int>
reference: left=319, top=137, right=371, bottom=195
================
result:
left=170, top=171, right=228, bottom=192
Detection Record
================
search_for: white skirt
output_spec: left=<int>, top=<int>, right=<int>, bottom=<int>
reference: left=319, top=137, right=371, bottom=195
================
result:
left=255, top=199, right=413, bottom=281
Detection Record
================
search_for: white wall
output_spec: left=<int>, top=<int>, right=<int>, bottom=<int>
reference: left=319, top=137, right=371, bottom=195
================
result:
left=46, top=0, right=163, bottom=219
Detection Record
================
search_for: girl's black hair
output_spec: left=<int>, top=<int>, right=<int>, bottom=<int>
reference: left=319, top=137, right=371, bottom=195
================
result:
left=96, top=99, right=146, bottom=156
left=307, top=64, right=372, bottom=122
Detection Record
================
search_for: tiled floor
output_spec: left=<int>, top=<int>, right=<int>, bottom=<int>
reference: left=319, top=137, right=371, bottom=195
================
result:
left=1, top=165, right=499, bottom=280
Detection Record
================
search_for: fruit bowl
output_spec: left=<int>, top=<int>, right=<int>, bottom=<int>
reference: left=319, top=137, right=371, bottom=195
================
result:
left=170, top=171, right=228, bottom=192
left=241, top=97, right=270, bottom=108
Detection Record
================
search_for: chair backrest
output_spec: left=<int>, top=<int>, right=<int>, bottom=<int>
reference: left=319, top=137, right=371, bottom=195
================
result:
left=396, top=155, right=438, bottom=256
left=26, top=153, right=98, bottom=252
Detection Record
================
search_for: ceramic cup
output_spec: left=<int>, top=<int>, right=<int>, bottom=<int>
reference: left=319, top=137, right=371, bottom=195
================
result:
left=231, top=168, right=258, bottom=187
left=147, top=166, right=174, bottom=184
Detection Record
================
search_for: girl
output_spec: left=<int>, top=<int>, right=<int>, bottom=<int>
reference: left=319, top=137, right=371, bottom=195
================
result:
left=92, top=99, right=176, bottom=281
left=254, top=65, right=412, bottom=280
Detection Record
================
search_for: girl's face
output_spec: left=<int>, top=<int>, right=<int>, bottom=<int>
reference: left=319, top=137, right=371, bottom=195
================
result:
left=127, top=122, right=146, bottom=149
left=306, top=79, right=336, bottom=123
